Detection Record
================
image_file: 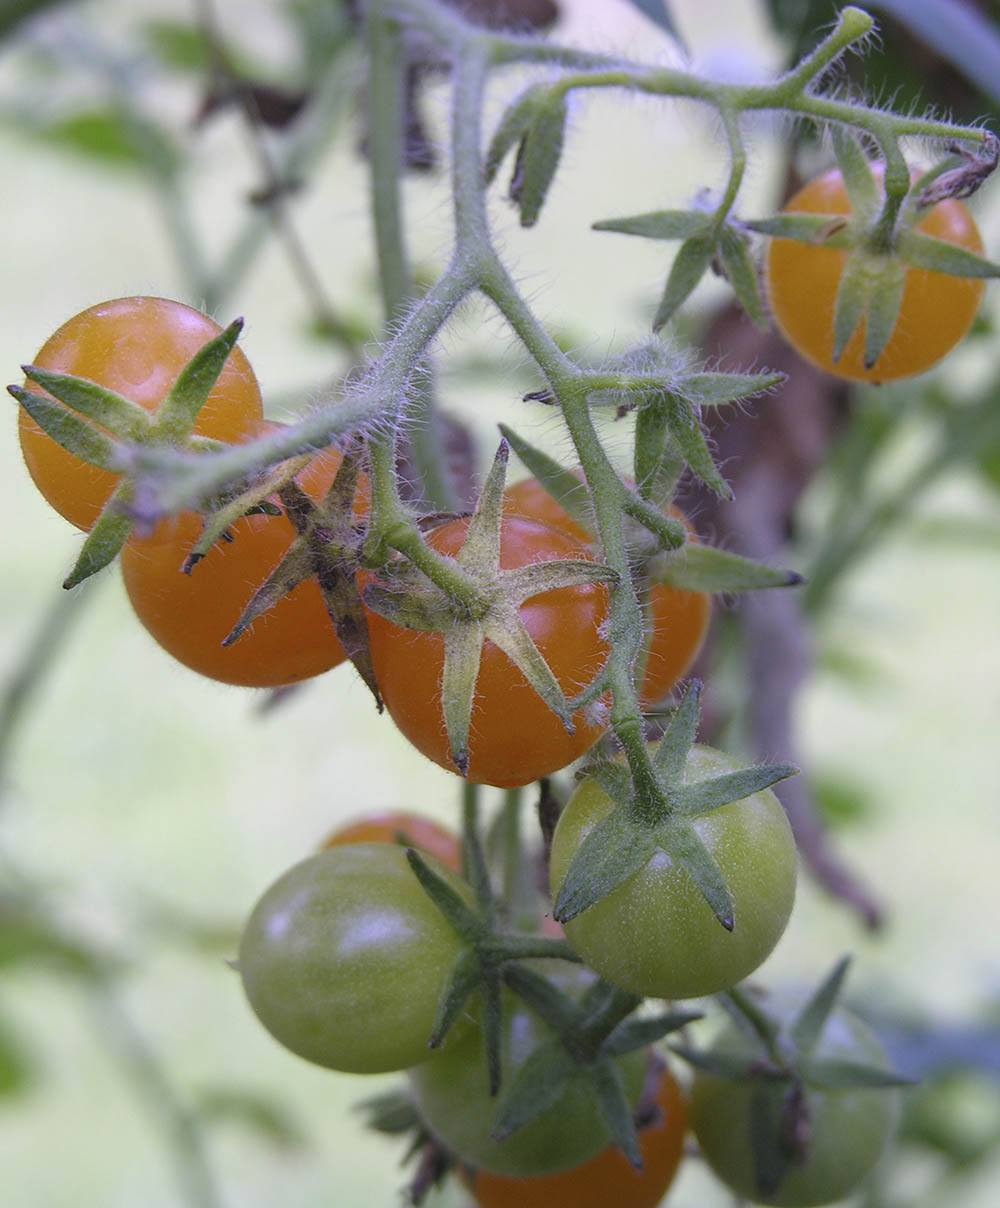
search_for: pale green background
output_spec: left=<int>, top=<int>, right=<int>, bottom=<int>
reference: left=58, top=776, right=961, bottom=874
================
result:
left=2, top=1, right=999, bottom=1205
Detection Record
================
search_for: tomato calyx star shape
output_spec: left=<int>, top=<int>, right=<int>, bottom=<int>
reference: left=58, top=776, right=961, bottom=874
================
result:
left=363, top=440, right=618, bottom=776
left=552, top=681, right=798, bottom=931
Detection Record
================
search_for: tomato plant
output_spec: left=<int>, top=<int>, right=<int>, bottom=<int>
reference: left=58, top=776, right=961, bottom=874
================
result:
left=459, top=1061, right=688, bottom=1208
left=549, top=745, right=797, bottom=1000
left=120, top=424, right=368, bottom=688
left=407, top=965, right=647, bottom=1177
left=238, top=844, right=471, bottom=1075
left=319, top=809, right=463, bottom=872
left=690, top=1007, right=902, bottom=1206
left=18, top=296, right=263, bottom=530
left=503, top=476, right=711, bottom=707
left=766, top=166, right=985, bottom=382
left=366, top=515, right=611, bottom=787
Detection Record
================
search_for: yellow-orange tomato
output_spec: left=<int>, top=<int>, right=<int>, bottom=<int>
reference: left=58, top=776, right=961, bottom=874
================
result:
left=121, top=424, right=368, bottom=688
left=460, top=1063, right=688, bottom=1208
left=366, top=516, right=610, bottom=788
left=766, top=167, right=985, bottom=382
left=19, top=296, right=263, bottom=530
left=503, top=477, right=710, bottom=708
left=319, top=810, right=463, bottom=872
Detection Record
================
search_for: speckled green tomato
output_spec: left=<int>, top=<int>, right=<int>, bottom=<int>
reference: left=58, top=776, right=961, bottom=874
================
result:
left=408, top=966, right=647, bottom=1177
left=690, top=1008, right=902, bottom=1206
left=238, top=844, right=470, bottom=1074
left=549, top=746, right=797, bottom=1000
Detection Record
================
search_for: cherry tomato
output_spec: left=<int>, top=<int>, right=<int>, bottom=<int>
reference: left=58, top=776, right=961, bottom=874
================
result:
left=549, top=745, right=797, bottom=1000
left=238, top=844, right=471, bottom=1075
left=366, top=515, right=610, bottom=788
left=690, top=1007, right=901, bottom=1206
left=408, top=965, right=647, bottom=1177
left=766, top=166, right=985, bottom=382
left=460, top=1062, right=688, bottom=1208
left=504, top=477, right=710, bottom=707
left=19, top=296, right=263, bottom=530
left=319, top=810, right=463, bottom=872
left=121, top=423, right=368, bottom=688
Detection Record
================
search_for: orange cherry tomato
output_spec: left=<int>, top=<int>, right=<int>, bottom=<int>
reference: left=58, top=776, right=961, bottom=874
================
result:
left=319, top=810, right=463, bottom=872
left=460, top=1063, right=688, bottom=1208
left=19, top=296, right=263, bottom=530
left=366, top=515, right=610, bottom=788
left=503, top=477, right=710, bottom=708
left=120, top=424, right=368, bottom=688
left=766, top=166, right=985, bottom=382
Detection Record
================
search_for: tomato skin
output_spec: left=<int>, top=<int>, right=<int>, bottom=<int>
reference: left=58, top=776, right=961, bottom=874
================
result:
left=121, top=426, right=367, bottom=688
left=238, top=844, right=471, bottom=1075
left=690, top=1008, right=901, bottom=1206
left=460, top=1062, right=688, bottom=1208
left=504, top=478, right=710, bottom=707
left=549, top=745, right=797, bottom=1000
left=19, top=296, right=263, bottom=530
left=408, top=966, right=647, bottom=1177
left=366, top=516, right=611, bottom=788
left=320, top=810, right=463, bottom=872
left=766, top=167, right=985, bottom=382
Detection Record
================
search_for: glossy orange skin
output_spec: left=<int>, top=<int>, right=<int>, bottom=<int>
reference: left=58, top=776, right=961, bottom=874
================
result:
left=461, top=1064, right=688, bottom=1208
left=320, top=810, right=463, bottom=872
left=121, top=426, right=368, bottom=688
left=504, top=478, right=710, bottom=707
left=766, top=167, right=985, bottom=382
left=19, top=296, right=263, bottom=530
left=366, top=516, right=610, bottom=788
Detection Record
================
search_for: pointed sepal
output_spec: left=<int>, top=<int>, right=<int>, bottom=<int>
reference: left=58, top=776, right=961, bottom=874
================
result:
left=648, top=543, right=804, bottom=592
left=18, top=368, right=150, bottom=439
left=653, top=235, right=716, bottom=330
left=154, top=318, right=245, bottom=441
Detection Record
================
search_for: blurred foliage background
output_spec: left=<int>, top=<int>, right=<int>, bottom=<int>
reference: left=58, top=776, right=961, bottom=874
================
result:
left=1, top=0, right=1000, bottom=1205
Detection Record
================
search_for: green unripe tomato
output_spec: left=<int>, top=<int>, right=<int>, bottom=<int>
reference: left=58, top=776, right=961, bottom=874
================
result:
left=690, top=1007, right=902, bottom=1206
left=408, top=965, right=647, bottom=1177
left=238, top=844, right=470, bottom=1074
left=549, top=745, right=797, bottom=999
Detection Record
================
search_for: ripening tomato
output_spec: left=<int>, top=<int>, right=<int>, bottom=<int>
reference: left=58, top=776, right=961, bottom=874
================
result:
left=504, top=477, right=710, bottom=707
left=238, top=844, right=472, bottom=1075
left=18, top=296, right=263, bottom=530
left=408, top=965, right=647, bottom=1177
left=366, top=515, right=611, bottom=787
left=319, top=810, right=463, bottom=872
left=460, top=1062, right=688, bottom=1208
left=549, top=745, right=797, bottom=1000
left=121, top=423, right=369, bottom=688
left=690, top=1007, right=902, bottom=1206
left=766, top=166, right=985, bottom=382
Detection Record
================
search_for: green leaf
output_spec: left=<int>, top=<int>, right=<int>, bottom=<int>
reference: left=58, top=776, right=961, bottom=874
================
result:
left=655, top=390, right=731, bottom=498
left=513, top=93, right=568, bottom=228
left=10, top=387, right=119, bottom=470
left=718, top=225, right=769, bottom=329
left=155, top=318, right=244, bottom=441
left=62, top=493, right=135, bottom=587
left=648, top=543, right=803, bottom=592
left=589, top=1057, right=641, bottom=1168
left=35, top=109, right=168, bottom=170
left=604, top=1010, right=702, bottom=1056
left=19, top=367, right=150, bottom=439
left=552, top=810, right=657, bottom=924
left=677, top=763, right=798, bottom=819
left=0, top=1009, right=34, bottom=1098
left=142, top=19, right=212, bottom=72
left=832, top=127, right=879, bottom=216
left=499, top=424, right=597, bottom=537
left=592, top=209, right=710, bottom=240
left=831, top=252, right=870, bottom=365
left=653, top=235, right=716, bottom=330
left=798, top=1056, right=916, bottom=1090
left=491, top=1043, right=574, bottom=1139
left=682, top=370, right=784, bottom=407
left=864, top=260, right=906, bottom=370
left=790, top=956, right=851, bottom=1055
left=898, top=230, right=1000, bottom=278
left=484, top=84, right=545, bottom=183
